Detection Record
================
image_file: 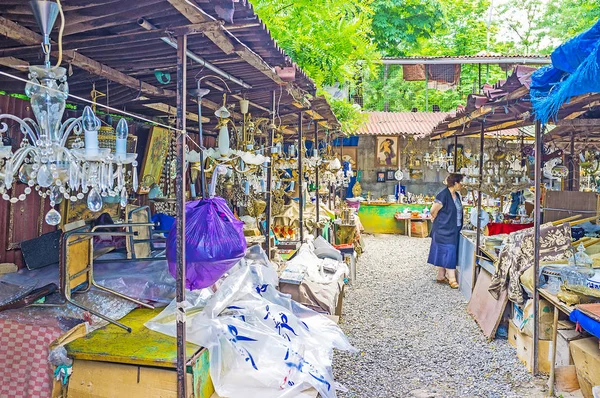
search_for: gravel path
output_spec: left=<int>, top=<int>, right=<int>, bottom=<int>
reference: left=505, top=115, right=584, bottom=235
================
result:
left=333, top=234, right=546, bottom=398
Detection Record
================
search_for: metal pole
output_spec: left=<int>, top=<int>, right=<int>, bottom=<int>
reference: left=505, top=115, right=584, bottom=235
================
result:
left=475, top=123, right=485, bottom=270
left=384, top=64, right=389, bottom=112
left=453, top=135, right=458, bottom=170
left=533, top=120, right=543, bottom=376
left=265, top=91, right=276, bottom=256
left=196, top=97, right=207, bottom=198
left=175, top=34, right=187, bottom=398
left=298, top=112, right=304, bottom=243
left=425, top=64, right=429, bottom=112
left=314, top=122, right=320, bottom=237
left=569, top=131, right=575, bottom=191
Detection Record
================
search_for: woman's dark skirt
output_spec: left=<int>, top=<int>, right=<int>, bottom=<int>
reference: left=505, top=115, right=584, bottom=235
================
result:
left=427, top=231, right=459, bottom=270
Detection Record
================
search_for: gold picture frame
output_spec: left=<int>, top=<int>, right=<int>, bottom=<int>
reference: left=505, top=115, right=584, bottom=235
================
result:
left=62, top=198, right=122, bottom=226
left=139, top=126, right=171, bottom=194
left=375, top=136, right=399, bottom=168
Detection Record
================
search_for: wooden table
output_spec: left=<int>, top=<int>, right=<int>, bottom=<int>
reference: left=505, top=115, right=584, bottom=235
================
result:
left=395, top=216, right=431, bottom=238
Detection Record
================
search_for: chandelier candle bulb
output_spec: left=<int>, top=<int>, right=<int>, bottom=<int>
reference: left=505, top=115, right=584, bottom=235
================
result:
left=218, top=125, right=230, bottom=157
left=82, top=106, right=100, bottom=156
left=239, top=99, right=249, bottom=115
left=115, top=118, right=128, bottom=157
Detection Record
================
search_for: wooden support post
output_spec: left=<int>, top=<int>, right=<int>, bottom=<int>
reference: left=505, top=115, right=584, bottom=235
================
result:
left=533, top=120, right=543, bottom=376
left=175, top=34, right=187, bottom=398
left=548, top=306, right=559, bottom=394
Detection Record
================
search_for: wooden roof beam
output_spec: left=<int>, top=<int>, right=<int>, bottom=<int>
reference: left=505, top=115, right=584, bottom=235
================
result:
left=167, top=0, right=285, bottom=85
left=0, top=16, right=174, bottom=98
left=0, top=56, right=29, bottom=71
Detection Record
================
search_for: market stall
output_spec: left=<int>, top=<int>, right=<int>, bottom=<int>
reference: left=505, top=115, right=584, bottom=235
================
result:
left=428, top=20, right=600, bottom=397
left=0, top=1, right=359, bottom=397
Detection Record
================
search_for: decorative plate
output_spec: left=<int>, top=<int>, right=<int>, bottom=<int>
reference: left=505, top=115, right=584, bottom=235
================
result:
left=394, top=170, right=404, bottom=181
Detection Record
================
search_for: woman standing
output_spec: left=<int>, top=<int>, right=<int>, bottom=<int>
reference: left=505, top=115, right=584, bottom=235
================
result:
left=428, top=173, right=464, bottom=288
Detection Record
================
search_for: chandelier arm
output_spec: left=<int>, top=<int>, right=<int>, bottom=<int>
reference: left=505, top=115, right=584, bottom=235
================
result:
left=59, top=117, right=83, bottom=148
left=21, top=118, right=40, bottom=139
left=0, top=115, right=38, bottom=144
left=7, top=146, right=36, bottom=174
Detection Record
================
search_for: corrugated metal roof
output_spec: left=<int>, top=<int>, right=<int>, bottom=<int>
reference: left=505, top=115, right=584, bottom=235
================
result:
left=357, top=112, right=454, bottom=136
left=381, top=55, right=551, bottom=64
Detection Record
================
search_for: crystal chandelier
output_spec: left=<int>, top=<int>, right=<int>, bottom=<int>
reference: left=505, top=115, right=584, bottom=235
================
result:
left=0, top=0, right=138, bottom=225
left=424, top=142, right=453, bottom=171
left=461, top=141, right=530, bottom=198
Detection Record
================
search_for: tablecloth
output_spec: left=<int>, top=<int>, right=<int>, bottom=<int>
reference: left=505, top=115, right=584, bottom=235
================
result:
left=0, top=319, right=63, bottom=398
left=487, top=222, right=533, bottom=236
left=570, top=309, right=600, bottom=339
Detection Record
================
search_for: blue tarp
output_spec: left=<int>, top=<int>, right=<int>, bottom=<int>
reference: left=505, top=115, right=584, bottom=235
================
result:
left=570, top=309, right=600, bottom=339
left=531, top=19, right=600, bottom=124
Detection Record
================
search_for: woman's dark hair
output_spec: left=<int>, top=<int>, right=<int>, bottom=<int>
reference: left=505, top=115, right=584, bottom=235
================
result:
left=446, top=173, right=464, bottom=187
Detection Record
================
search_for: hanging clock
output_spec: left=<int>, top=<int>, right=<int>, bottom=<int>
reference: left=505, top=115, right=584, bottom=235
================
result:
left=394, top=169, right=404, bottom=181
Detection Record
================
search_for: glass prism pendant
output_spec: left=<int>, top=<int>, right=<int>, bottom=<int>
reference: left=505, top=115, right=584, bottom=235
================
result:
left=87, top=187, right=103, bottom=212
left=45, top=207, right=61, bottom=226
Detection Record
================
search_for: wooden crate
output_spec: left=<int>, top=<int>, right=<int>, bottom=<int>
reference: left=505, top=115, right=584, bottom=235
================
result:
left=411, top=220, right=429, bottom=238
left=570, top=337, right=600, bottom=398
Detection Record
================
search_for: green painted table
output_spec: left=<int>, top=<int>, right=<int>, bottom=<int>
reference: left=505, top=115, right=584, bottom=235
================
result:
left=358, top=203, right=432, bottom=234
left=66, top=308, right=214, bottom=398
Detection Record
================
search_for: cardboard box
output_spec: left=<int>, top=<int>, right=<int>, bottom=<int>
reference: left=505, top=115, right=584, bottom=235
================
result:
left=512, top=303, right=525, bottom=330
left=411, top=220, right=428, bottom=238
left=508, top=320, right=553, bottom=374
left=570, top=337, right=600, bottom=398
left=68, top=352, right=213, bottom=398
left=521, top=298, right=554, bottom=341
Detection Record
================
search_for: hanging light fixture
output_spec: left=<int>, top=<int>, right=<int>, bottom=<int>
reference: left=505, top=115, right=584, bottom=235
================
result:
left=0, top=0, right=138, bottom=225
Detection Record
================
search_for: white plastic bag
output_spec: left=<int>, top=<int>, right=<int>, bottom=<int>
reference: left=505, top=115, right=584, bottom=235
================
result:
left=146, top=247, right=354, bottom=398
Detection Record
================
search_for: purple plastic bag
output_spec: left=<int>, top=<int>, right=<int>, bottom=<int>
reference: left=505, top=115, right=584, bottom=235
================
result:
left=166, top=197, right=247, bottom=290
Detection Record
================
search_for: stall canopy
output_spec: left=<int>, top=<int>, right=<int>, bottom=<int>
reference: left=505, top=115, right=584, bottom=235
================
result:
left=0, top=0, right=340, bottom=136
left=531, top=19, right=600, bottom=124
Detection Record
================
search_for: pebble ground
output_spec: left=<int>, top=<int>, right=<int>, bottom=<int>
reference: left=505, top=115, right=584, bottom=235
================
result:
left=333, top=234, right=547, bottom=398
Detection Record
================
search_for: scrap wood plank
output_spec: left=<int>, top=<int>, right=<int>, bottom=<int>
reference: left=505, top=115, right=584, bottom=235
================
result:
left=467, top=269, right=508, bottom=340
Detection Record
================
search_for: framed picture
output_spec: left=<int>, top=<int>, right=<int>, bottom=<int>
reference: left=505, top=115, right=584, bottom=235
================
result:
left=386, top=170, right=396, bottom=180
left=63, top=198, right=121, bottom=225
left=333, top=146, right=358, bottom=168
left=375, top=136, right=399, bottom=167
left=376, top=171, right=386, bottom=182
left=139, top=126, right=171, bottom=194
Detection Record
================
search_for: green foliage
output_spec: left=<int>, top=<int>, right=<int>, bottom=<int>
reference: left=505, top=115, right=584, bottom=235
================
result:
left=363, top=63, right=508, bottom=112
left=253, top=0, right=380, bottom=133
left=253, top=0, right=379, bottom=88
left=370, top=0, right=443, bottom=56
left=326, top=93, right=368, bottom=135
left=496, top=0, right=600, bottom=54
left=544, top=0, right=600, bottom=40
